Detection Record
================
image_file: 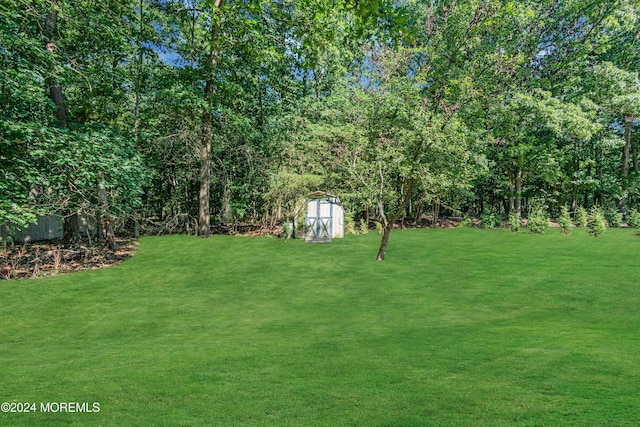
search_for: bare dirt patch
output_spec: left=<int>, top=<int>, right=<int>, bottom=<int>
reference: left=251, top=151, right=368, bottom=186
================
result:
left=0, top=239, right=137, bottom=280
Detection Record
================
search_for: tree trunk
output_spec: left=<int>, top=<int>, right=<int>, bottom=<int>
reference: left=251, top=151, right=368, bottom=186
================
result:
left=44, top=1, right=67, bottom=128
left=45, top=0, right=80, bottom=244
left=98, top=176, right=117, bottom=250
left=376, top=201, right=390, bottom=261
left=414, top=197, right=424, bottom=224
left=376, top=222, right=392, bottom=262
left=220, top=177, right=232, bottom=223
left=63, top=214, right=80, bottom=244
left=375, top=179, right=414, bottom=261
left=133, top=0, right=144, bottom=143
left=197, top=0, right=224, bottom=238
left=508, top=169, right=515, bottom=213
left=198, top=90, right=212, bottom=238
left=432, top=198, right=440, bottom=228
left=515, top=168, right=522, bottom=217
left=618, top=116, right=633, bottom=218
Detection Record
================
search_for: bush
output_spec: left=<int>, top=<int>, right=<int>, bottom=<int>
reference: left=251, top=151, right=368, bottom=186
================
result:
left=575, top=206, right=588, bottom=228
left=459, top=215, right=473, bottom=227
left=527, top=205, right=549, bottom=234
left=588, top=206, right=606, bottom=237
left=344, top=213, right=357, bottom=235
left=281, top=222, right=290, bottom=239
left=627, top=209, right=640, bottom=228
left=480, top=211, right=501, bottom=229
left=508, top=212, right=520, bottom=232
left=558, top=205, right=572, bottom=235
left=359, top=219, right=369, bottom=234
left=604, top=208, right=622, bottom=228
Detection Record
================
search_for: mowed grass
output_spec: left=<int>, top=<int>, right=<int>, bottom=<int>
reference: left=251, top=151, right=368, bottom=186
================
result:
left=1, top=228, right=640, bottom=426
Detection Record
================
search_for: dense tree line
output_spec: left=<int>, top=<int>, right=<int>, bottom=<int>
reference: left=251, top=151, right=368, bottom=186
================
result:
left=1, top=0, right=639, bottom=257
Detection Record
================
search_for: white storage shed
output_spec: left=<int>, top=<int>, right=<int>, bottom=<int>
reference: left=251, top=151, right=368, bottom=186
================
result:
left=304, top=192, right=344, bottom=242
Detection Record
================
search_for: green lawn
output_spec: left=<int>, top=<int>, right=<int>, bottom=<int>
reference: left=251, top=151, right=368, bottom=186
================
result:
left=1, top=228, right=640, bottom=426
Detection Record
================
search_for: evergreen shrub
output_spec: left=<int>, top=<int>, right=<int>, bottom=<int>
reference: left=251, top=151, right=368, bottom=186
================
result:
left=576, top=206, right=588, bottom=227
left=508, top=212, right=520, bottom=232
left=588, top=206, right=606, bottom=237
left=604, top=209, right=622, bottom=228
left=480, top=211, right=501, bottom=229
left=527, top=205, right=548, bottom=234
left=359, top=219, right=369, bottom=234
left=558, top=205, right=572, bottom=235
left=344, top=213, right=357, bottom=235
left=627, top=209, right=640, bottom=228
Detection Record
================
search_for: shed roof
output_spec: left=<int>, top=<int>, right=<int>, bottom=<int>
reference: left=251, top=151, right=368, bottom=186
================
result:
left=306, top=191, right=341, bottom=203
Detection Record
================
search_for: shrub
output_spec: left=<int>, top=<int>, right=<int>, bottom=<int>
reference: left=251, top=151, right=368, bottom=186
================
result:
left=527, top=205, right=549, bottom=234
left=459, top=215, right=473, bottom=227
left=588, top=206, right=606, bottom=237
left=558, top=205, right=572, bottom=235
left=627, top=209, right=640, bottom=228
left=359, top=219, right=369, bottom=234
left=281, top=222, right=292, bottom=239
left=575, top=206, right=588, bottom=227
left=508, top=212, right=520, bottom=232
left=480, top=211, right=501, bottom=229
left=344, top=213, right=357, bottom=235
left=604, top=208, right=622, bottom=228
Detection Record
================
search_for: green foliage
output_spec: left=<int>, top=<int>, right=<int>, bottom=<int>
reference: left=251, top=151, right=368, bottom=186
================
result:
left=459, top=215, right=473, bottom=228
left=558, top=205, right=572, bottom=235
left=576, top=206, right=589, bottom=228
left=627, top=209, right=640, bottom=228
left=588, top=206, right=607, bottom=237
left=376, top=221, right=383, bottom=234
left=604, top=208, right=622, bottom=228
left=508, top=212, right=520, bottom=232
left=1, top=120, right=148, bottom=224
left=480, top=211, right=501, bottom=229
left=359, top=219, right=369, bottom=234
left=344, top=212, right=357, bottom=235
left=1, top=0, right=639, bottom=241
left=527, top=205, right=549, bottom=234
left=281, top=221, right=292, bottom=239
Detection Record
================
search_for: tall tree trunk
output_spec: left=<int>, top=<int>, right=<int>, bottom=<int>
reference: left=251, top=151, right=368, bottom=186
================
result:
left=198, top=0, right=224, bottom=238
left=133, top=0, right=144, bottom=143
left=618, top=115, right=633, bottom=218
left=98, top=175, right=117, bottom=250
left=220, top=176, right=232, bottom=223
left=508, top=169, right=515, bottom=213
left=199, top=88, right=212, bottom=238
left=44, top=0, right=67, bottom=128
left=45, top=0, right=79, bottom=244
left=515, top=168, right=522, bottom=218
left=63, top=214, right=80, bottom=243
left=414, top=197, right=424, bottom=224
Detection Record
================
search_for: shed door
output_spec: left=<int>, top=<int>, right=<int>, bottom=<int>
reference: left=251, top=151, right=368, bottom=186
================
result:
left=305, top=199, right=333, bottom=238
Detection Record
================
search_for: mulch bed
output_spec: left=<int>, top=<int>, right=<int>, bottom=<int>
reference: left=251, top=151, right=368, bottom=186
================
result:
left=0, top=239, right=137, bottom=280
